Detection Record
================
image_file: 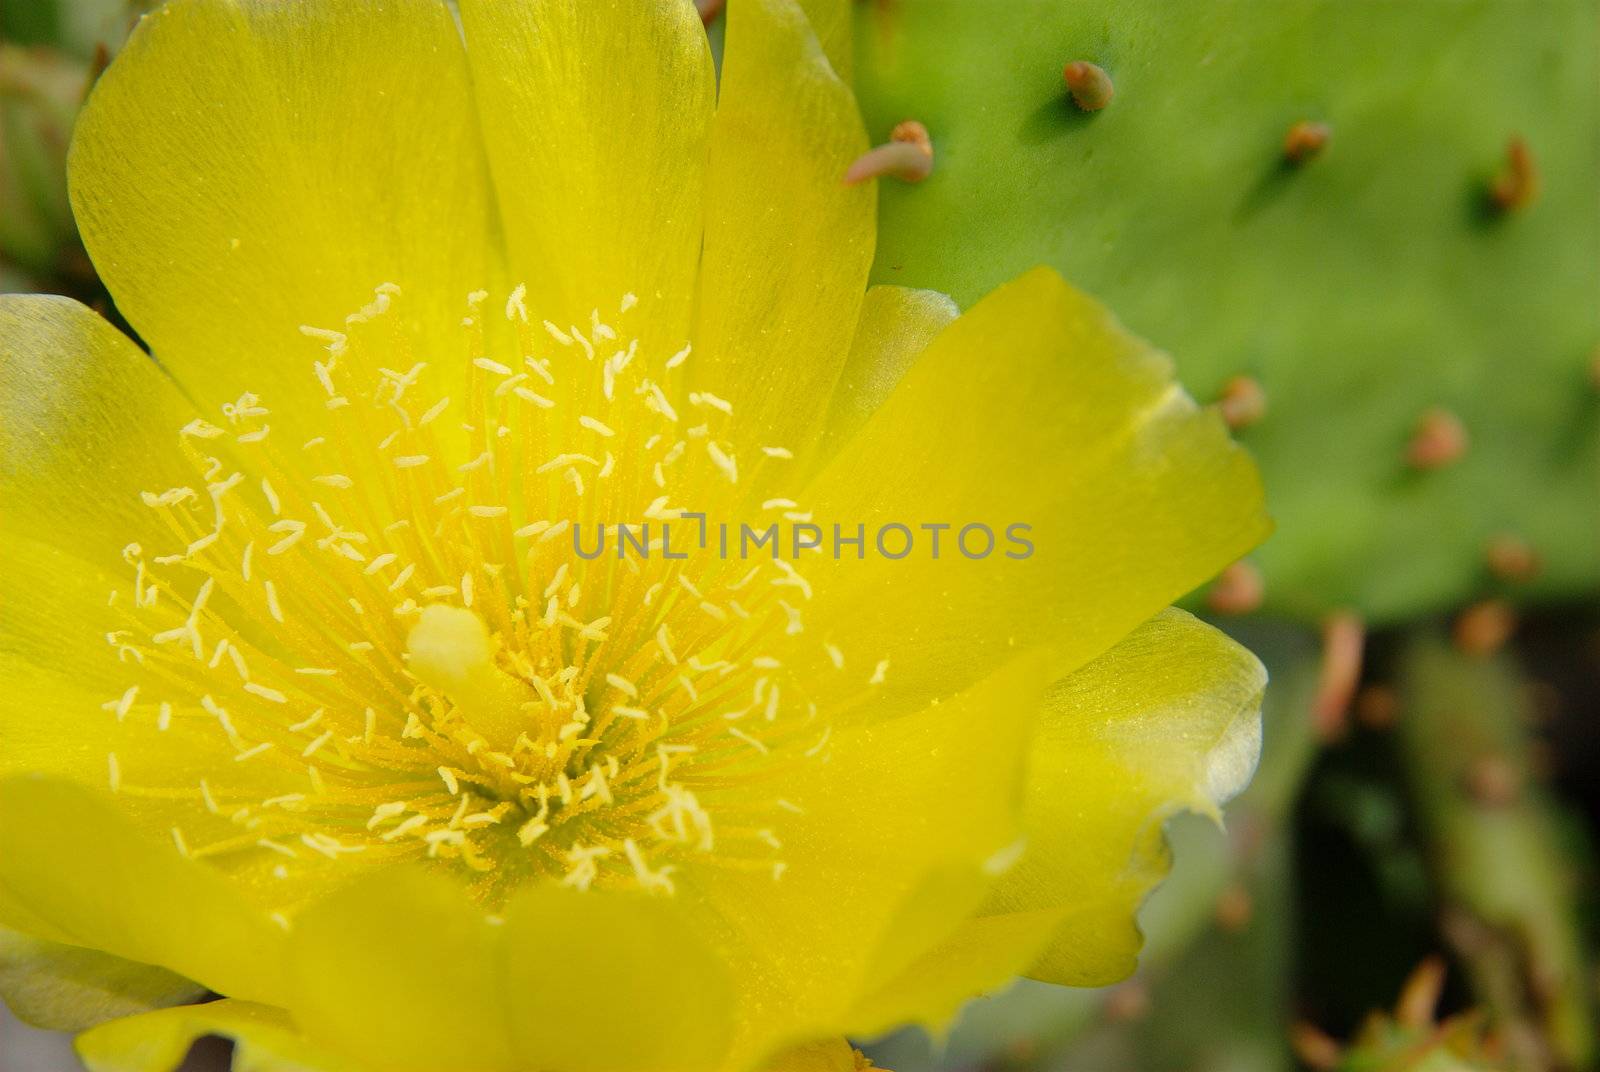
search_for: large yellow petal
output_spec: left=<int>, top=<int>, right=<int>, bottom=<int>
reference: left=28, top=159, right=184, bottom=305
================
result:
left=76, top=1000, right=339, bottom=1072
left=0, top=295, right=200, bottom=567
left=4, top=529, right=408, bottom=936
left=0, top=927, right=202, bottom=1033
left=459, top=0, right=715, bottom=355
left=983, top=608, right=1267, bottom=985
left=287, top=870, right=515, bottom=1072
left=795, top=267, right=1270, bottom=727
left=501, top=885, right=734, bottom=1072
left=68, top=0, right=496, bottom=434
left=693, top=0, right=874, bottom=458
left=819, top=285, right=957, bottom=458
left=0, top=261, right=410, bottom=927
left=794, top=0, right=852, bottom=81
left=0, top=523, right=373, bottom=916
left=0, top=299, right=227, bottom=798
left=762, top=1038, right=862, bottom=1072
left=843, top=904, right=1067, bottom=1039
left=0, top=300, right=240, bottom=803
left=0, top=776, right=289, bottom=1007
left=286, top=869, right=733, bottom=1072
left=679, top=649, right=1050, bottom=1069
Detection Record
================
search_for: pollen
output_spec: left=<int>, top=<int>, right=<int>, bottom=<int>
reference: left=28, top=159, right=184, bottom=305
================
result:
left=97, top=284, right=872, bottom=907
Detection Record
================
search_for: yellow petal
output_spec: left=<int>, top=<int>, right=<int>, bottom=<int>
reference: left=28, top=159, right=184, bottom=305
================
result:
left=0, top=776, right=290, bottom=1007
left=286, top=869, right=515, bottom=1072
left=852, top=865, right=994, bottom=1003
left=820, top=285, right=957, bottom=457
left=459, top=0, right=715, bottom=354
left=682, top=649, right=1050, bottom=1068
left=287, top=870, right=732, bottom=1072
left=794, top=0, right=852, bottom=81
left=762, top=1037, right=862, bottom=1072
left=0, top=295, right=199, bottom=567
left=844, top=904, right=1067, bottom=1039
left=69, top=0, right=496, bottom=436
left=0, top=529, right=371, bottom=917
left=0, top=534, right=146, bottom=781
left=0, top=301, right=265, bottom=820
left=501, top=885, right=734, bottom=1072
left=0, top=927, right=202, bottom=1032
left=983, top=608, right=1267, bottom=985
left=693, top=0, right=874, bottom=457
left=0, top=298, right=241, bottom=796
left=795, top=266, right=1269, bottom=727
left=75, top=1000, right=338, bottom=1072
left=0, top=268, right=406, bottom=926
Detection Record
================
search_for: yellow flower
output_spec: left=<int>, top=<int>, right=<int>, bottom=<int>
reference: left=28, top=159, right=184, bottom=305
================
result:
left=0, top=1, right=1269, bottom=1070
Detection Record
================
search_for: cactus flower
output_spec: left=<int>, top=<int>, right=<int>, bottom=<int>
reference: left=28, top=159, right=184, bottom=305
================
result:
left=0, top=1, right=1270, bottom=1070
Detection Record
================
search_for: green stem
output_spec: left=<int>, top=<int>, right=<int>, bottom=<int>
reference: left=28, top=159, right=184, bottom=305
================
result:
left=1395, top=632, right=1595, bottom=1071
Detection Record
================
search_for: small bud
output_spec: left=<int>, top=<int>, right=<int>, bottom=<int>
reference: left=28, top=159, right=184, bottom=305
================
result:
left=1216, top=374, right=1267, bottom=429
left=1062, top=61, right=1114, bottom=111
left=844, top=120, right=934, bottom=185
left=1406, top=407, right=1468, bottom=470
left=1484, top=534, right=1540, bottom=583
left=1206, top=560, right=1264, bottom=615
left=1454, top=599, right=1516, bottom=657
left=1489, top=136, right=1539, bottom=212
left=1312, top=611, right=1364, bottom=742
left=1282, top=120, right=1330, bottom=165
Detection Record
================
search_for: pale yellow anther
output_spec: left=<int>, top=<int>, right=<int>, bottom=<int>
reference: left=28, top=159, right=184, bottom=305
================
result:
left=406, top=604, right=532, bottom=747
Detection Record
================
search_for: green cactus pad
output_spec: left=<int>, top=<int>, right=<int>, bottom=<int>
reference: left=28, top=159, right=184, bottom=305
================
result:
left=854, top=0, right=1599, bottom=624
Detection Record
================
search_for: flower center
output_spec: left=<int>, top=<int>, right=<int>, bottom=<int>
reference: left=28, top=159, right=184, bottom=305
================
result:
left=98, top=284, right=871, bottom=905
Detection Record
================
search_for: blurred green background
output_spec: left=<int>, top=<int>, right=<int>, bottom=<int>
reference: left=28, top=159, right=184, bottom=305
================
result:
left=1, top=0, right=1597, bottom=1069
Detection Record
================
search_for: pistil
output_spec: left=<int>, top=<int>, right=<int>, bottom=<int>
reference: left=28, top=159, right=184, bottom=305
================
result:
left=405, top=604, right=534, bottom=750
